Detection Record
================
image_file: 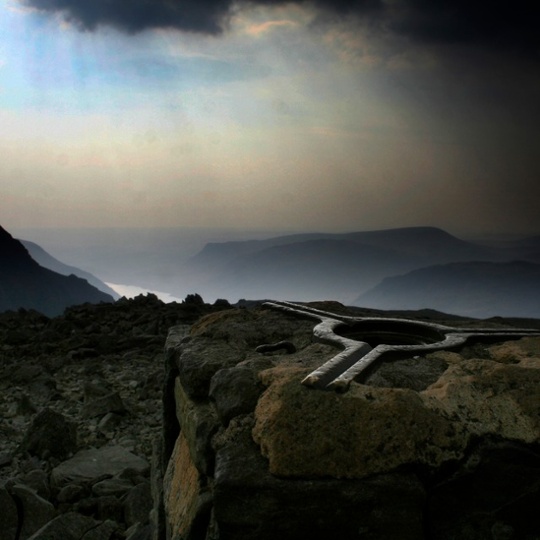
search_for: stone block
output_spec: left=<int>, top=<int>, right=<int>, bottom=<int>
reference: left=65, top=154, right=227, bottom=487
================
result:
left=252, top=367, right=466, bottom=479
left=209, top=367, right=264, bottom=426
left=164, top=432, right=212, bottom=540
left=174, top=378, right=219, bottom=476
left=213, top=415, right=425, bottom=540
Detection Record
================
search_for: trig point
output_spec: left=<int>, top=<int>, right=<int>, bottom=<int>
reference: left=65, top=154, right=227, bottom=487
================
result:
left=161, top=302, right=540, bottom=540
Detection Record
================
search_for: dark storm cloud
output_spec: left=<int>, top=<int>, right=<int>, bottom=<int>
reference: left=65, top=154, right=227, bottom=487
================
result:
left=23, top=0, right=540, bottom=55
left=388, top=0, right=540, bottom=54
left=24, top=0, right=234, bottom=34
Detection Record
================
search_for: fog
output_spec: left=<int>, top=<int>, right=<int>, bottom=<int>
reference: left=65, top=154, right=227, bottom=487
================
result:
left=13, top=225, right=540, bottom=318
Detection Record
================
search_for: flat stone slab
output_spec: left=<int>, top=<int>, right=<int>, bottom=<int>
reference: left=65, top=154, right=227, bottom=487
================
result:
left=51, top=446, right=150, bottom=488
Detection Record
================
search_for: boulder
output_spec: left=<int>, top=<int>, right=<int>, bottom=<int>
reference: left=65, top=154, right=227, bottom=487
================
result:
left=91, top=477, right=134, bottom=497
left=17, top=409, right=77, bottom=460
left=81, top=392, right=127, bottom=419
left=125, top=524, right=154, bottom=540
left=19, top=469, right=51, bottom=500
left=212, top=414, right=425, bottom=540
left=57, top=484, right=88, bottom=504
left=97, top=412, right=123, bottom=432
left=51, top=446, right=150, bottom=488
left=96, top=496, right=124, bottom=523
left=77, top=519, right=119, bottom=540
left=25, top=512, right=100, bottom=540
left=123, top=481, right=153, bottom=527
left=10, top=484, right=56, bottom=540
left=175, top=338, right=245, bottom=399
left=424, top=351, right=540, bottom=442
left=252, top=366, right=465, bottom=478
left=0, top=485, right=19, bottom=540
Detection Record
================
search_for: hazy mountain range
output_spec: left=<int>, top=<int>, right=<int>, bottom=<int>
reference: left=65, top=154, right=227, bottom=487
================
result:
left=174, top=227, right=540, bottom=314
left=357, top=260, right=540, bottom=319
left=4, top=224, right=540, bottom=318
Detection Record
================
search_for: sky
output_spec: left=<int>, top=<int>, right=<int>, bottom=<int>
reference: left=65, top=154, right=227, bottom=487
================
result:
left=1, top=0, right=540, bottom=236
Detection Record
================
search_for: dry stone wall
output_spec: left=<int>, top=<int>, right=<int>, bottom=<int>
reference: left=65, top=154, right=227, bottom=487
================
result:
left=163, top=304, right=540, bottom=540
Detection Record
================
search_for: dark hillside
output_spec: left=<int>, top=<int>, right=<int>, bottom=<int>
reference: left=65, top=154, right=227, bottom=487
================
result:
left=356, top=260, right=540, bottom=318
left=0, top=225, right=114, bottom=316
left=21, top=239, right=120, bottom=299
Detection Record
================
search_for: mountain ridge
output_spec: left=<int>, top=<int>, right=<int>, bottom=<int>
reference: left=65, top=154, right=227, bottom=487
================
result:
left=355, top=260, right=540, bottom=318
left=178, top=226, right=515, bottom=303
left=0, top=225, right=114, bottom=316
left=21, top=239, right=120, bottom=300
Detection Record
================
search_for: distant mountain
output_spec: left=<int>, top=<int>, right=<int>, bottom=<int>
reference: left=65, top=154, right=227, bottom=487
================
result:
left=355, top=260, right=540, bottom=319
left=21, top=240, right=120, bottom=300
left=197, top=238, right=425, bottom=303
left=474, top=234, right=540, bottom=265
left=188, top=226, right=498, bottom=269
left=502, top=236, right=540, bottom=264
left=178, top=227, right=510, bottom=303
left=0, top=225, right=114, bottom=316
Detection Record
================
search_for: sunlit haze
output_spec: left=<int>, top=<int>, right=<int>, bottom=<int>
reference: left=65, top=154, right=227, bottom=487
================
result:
left=1, top=0, right=539, bottom=236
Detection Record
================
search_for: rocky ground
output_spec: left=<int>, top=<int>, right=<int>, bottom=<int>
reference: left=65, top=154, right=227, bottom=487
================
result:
left=0, top=293, right=227, bottom=540
left=2, top=295, right=540, bottom=540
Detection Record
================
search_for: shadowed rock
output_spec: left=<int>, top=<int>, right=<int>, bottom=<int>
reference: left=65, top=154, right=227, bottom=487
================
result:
left=209, top=367, right=263, bottom=425
left=51, top=446, right=150, bottom=488
left=81, top=392, right=127, bottom=418
left=162, top=305, right=540, bottom=539
left=17, top=409, right=77, bottom=460
left=0, top=486, right=19, bottom=540
left=10, top=484, right=55, bottom=539
left=25, top=513, right=102, bottom=540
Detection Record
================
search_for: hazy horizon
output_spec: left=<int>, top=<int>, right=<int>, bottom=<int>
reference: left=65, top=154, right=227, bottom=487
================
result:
left=1, top=0, right=539, bottom=237
left=7, top=223, right=540, bottom=314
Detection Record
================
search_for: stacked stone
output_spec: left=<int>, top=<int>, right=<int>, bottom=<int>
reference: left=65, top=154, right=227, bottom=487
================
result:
left=163, top=304, right=540, bottom=540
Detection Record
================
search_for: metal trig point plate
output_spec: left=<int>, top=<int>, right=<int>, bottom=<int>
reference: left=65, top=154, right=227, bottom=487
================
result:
left=264, top=301, right=540, bottom=392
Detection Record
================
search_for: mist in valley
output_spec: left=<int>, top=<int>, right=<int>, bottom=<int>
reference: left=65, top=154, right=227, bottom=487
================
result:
left=12, top=226, right=540, bottom=319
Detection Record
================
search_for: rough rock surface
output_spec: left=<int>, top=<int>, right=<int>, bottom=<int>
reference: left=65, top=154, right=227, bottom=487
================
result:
left=0, top=294, right=227, bottom=540
left=51, top=446, right=150, bottom=488
left=252, top=344, right=540, bottom=478
left=3, top=293, right=540, bottom=540
left=163, top=303, right=540, bottom=540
